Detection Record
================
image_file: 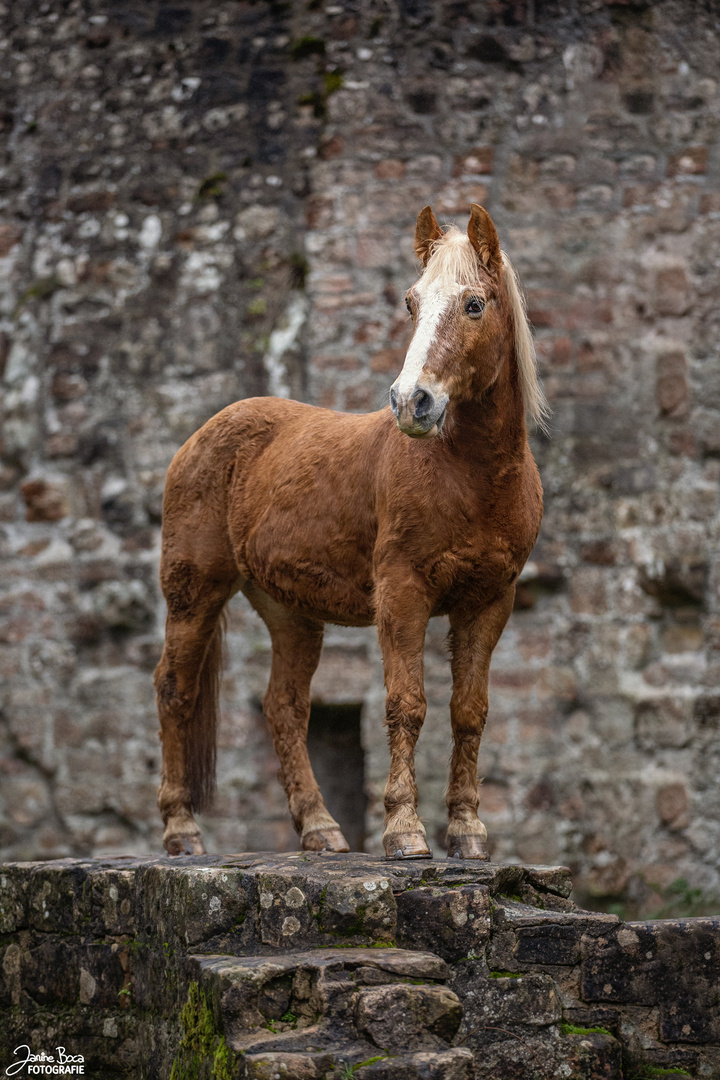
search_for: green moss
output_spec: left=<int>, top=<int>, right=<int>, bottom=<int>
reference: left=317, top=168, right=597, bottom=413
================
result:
left=339, top=1056, right=388, bottom=1077
left=198, top=172, right=227, bottom=199
left=13, top=276, right=62, bottom=317
left=289, top=251, right=309, bottom=289
left=488, top=970, right=523, bottom=979
left=290, top=36, right=326, bottom=60
left=211, top=1038, right=234, bottom=1080
left=630, top=1067, right=690, bottom=1075
left=630, top=1069, right=691, bottom=1079
left=298, top=71, right=343, bottom=119
left=169, top=981, right=240, bottom=1080
left=246, top=297, right=267, bottom=317
left=280, top=1010, right=297, bottom=1024
left=561, top=1022, right=612, bottom=1036
left=323, top=71, right=343, bottom=95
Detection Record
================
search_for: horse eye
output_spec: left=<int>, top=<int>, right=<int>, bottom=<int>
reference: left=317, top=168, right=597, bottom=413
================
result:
left=465, top=297, right=485, bottom=316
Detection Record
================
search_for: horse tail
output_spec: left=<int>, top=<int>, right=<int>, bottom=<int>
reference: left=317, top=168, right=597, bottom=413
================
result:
left=187, top=609, right=227, bottom=813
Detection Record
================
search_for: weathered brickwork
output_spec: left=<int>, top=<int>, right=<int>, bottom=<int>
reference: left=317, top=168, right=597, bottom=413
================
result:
left=1, top=854, right=719, bottom=1078
left=1, top=1, right=719, bottom=917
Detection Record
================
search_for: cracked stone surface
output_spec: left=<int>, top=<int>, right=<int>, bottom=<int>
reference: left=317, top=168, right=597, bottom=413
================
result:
left=1, top=852, right=718, bottom=1078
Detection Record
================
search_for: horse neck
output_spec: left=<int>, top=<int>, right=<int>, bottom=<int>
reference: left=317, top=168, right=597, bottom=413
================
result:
left=448, top=343, right=528, bottom=465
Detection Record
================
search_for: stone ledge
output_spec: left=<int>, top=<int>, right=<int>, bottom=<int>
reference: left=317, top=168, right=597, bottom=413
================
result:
left=1, top=853, right=718, bottom=1078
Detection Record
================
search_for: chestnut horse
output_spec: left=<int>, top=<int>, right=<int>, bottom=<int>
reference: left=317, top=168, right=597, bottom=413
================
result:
left=155, top=204, right=547, bottom=859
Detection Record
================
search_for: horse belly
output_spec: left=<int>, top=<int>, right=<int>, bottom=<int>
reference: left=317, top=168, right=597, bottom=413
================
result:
left=242, top=520, right=376, bottom=626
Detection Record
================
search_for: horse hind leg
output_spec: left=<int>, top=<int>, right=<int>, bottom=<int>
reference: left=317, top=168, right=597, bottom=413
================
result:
left=155, top=563, right=235, bottom=855
left=245, top=584, right=350, bottom=853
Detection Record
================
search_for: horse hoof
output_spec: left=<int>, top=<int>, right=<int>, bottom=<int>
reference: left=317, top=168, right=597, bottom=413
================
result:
left=302, top=827, right=350, bottom=853
left=164, top=831, right=207, bottom=856
left=446, top=835, right=489, bottom=860
left=383, top=833, right=433, bottom=860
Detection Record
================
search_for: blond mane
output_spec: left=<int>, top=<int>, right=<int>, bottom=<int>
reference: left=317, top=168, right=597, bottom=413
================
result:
left=420, top=227, right=551, bottom=433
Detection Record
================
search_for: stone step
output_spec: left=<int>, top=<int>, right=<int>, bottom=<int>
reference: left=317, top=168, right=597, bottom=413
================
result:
left=182, top=946, right=465, bottom=1076
left=242, top=1048, right=474, bottom=1080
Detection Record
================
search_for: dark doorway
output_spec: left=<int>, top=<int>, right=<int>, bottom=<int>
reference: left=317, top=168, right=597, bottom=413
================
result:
left=307, top=703, right=366, bottom=852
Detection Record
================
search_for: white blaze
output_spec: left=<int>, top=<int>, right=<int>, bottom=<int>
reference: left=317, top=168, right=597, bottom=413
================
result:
left=396, top=288, right=451, bottom=398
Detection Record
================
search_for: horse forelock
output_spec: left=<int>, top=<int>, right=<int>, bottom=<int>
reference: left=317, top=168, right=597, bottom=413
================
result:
left=418, top=226, right=479, bottom=294
left=417, top=227, right=550, bottom=433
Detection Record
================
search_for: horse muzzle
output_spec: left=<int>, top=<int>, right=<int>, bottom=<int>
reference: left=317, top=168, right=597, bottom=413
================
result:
left=390, top=383, right=448, bottom=439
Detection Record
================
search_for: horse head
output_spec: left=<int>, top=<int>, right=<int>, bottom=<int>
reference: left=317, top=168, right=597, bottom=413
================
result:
left=390, top=204, right=547, bottom=439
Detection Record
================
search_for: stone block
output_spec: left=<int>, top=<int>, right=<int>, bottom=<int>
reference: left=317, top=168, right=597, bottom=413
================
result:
left=355, top=984, right=462, bottom=1051
left=488, top=902, right=618, bottom=973
left=319, top=874, right=397, bottom=943
left=244, top=1052, right=335, bottom=1079
left=516, top=924, right=582, bottom=966
left=396, top=885, right=491, bottom=961
left=89, top=868, right=137, bottom=936
left=562, top=1031, right=623, bottom=1079
left=77, top=943, right=128, bottom=1007
left=0, top=865, right=30, bottom=932
left=471, top=972, right=562, bottom=1027
left=581, top=917, right=720, bottom=1035
left=256, top=870, right=318, bottom=948
left=27, top=863, right=88, bottom=934
left=140, top=865, right=247, bottom=948
left=461, top=1030, right=566, bottom=1079
left=667, top=147, right=708, bottom=175
left=355, top=1048, right=473, bottom=1079
left=19, top=479, right=71, bottom=522
left=21, top=938, right=80, bottom=1005
left=453, top=147, right=493, bottom=175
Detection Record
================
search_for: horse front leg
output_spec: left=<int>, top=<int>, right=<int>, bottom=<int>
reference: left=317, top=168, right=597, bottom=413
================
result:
left=377, top=588, right=432, bottom=859
left=446, top=589, right=515, bottom=859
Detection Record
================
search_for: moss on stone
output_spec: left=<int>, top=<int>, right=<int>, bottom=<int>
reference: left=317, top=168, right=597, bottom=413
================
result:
left=561, top=1022, right=612, bottom=1036
left=290, top=36, right=326, bottom=60
left=169, top=981, right=239, bottom=1080
left=629, top=1069, right=692, bottom=1079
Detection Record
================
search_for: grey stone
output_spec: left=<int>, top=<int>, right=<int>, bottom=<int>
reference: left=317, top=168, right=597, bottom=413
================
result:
left=354, top=1048, right=474, bottom=1079
left=354, top=984, right=463, bottom=1050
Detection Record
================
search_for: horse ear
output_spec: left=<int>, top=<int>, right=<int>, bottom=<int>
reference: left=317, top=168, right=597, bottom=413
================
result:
left=414, top=205, right=443, bottom=266
left=467, top=203, right=501, bottom=276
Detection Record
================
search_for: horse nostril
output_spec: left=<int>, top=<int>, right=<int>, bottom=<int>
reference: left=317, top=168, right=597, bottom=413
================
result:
left=413, top=389, right=434, bottom=418
left=389, top=386, right=399, bottom=414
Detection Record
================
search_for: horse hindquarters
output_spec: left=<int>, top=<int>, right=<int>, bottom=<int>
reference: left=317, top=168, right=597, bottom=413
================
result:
left=155, top=435, right=240, bottom=854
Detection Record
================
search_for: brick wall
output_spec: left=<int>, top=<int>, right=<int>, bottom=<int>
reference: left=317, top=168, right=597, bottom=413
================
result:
left=0, top=0, right=719, bottom=916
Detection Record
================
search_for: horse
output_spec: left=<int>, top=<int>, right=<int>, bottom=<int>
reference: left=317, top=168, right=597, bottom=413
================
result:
left=154, top=203, right=548, bottom=860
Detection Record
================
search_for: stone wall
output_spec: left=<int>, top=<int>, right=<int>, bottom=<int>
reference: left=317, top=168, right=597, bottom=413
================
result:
left=1, top=0, right=720, bottom=916
left=1, top=853, right=719, bottom=1078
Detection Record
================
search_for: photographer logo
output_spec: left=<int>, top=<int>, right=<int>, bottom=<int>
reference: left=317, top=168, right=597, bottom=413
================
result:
left=5, top=1047, right=85, bottom=1076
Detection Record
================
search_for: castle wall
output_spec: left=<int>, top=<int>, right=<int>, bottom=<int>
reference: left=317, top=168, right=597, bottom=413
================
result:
left=1, top=0, right=719, bottom=915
